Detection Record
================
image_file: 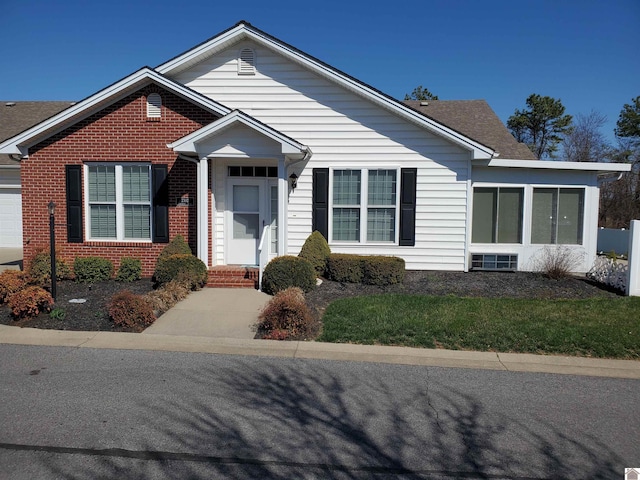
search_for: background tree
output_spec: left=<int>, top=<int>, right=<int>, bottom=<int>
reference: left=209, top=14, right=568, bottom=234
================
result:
left=507, top=94, right=572, bottom=159
left=615, top=96, right=640, bottom=142
left=599, top=96, right=640, bottom=228
left=562, top=111, right=610, bottom=163
left=404, top=86, right=439, bottom=101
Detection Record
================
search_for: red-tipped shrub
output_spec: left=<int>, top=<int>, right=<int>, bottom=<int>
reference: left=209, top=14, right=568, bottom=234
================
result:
left=8, top=286, right=54, bottom=319
left=0, top=270, right=30, bottom=304
left=255, top=287, right=317, bottom=340
left=108, top=290, right=156, bottom=332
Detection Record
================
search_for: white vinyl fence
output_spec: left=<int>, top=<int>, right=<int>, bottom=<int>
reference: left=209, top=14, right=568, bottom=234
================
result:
left=589, top=220, right=639, bottom=296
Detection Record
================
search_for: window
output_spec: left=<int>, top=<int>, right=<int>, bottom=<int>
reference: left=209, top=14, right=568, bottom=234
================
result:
left=146, top=93, right=162, bottom=119
left=531, top=188, right=584, bottom=244
left=472, top=187, right=523, bottom=243
left=331, top=169, right=397, bottom=243
left=87, top=164, right=151, bottom=240
left=471, top=254, right=518, bottom=271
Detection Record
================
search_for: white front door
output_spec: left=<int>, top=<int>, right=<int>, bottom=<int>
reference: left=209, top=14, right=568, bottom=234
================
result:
left=227, top=179, right=277, bottom=265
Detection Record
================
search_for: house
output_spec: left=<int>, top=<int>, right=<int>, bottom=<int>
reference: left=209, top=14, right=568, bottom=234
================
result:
left=0, top=21, right=630, bottom=279
left=0, top=101, right=72, bottom=248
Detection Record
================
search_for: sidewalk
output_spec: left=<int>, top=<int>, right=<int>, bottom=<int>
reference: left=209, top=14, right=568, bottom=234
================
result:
left=1, top=323, right=639, bottom=379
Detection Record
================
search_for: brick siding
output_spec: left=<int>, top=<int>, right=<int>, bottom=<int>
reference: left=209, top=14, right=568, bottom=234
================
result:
left=22, top=85, right=217, bottom=277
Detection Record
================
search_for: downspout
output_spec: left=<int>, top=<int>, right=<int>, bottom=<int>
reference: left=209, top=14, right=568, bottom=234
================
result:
left=177, top=153, right=199, bottom=164
left=597, top=172, right=625, bottom=185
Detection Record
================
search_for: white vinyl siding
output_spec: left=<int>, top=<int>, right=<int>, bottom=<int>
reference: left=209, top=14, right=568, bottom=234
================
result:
left=86, top=164, right=151, bottom=241
left=173, top=40, right=470, bottom=270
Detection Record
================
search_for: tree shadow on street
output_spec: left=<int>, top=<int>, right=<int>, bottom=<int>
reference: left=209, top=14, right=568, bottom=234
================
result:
left=40, top=358, right=625, bottom=479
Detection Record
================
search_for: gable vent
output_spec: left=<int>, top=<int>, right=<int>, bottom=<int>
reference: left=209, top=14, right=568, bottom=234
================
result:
left=146, top=93, right=162, bottom=118
left=238, top=48, right=256, bottom=75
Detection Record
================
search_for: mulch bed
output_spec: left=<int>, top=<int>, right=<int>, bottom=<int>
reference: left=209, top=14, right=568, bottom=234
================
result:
left=0, top=271, right=621, bottom=333
left=0, top=279, right=154, bottom=332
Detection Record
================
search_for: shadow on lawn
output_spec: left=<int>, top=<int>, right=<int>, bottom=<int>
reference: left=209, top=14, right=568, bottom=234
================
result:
left=40, top=360, right=622, bottom=479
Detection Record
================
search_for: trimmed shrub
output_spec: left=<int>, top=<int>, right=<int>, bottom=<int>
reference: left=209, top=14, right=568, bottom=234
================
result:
left=156, top=235, right=192, bottom=266
left=153, top=254, right=207, bottom=290
left=108, top=290, right=156, bottom=332
left=8, top=286, right=54, bottom=319
left=0, top=270, right=30, bottom=304
left=326, top=254, right=365, bottom=283
left=261, top=256, right=316, bottom=295
left=28, top=248, right=72, bottom=285
left=116, top=257, right=142, bottom=282
left=74, top=256, right=114, bottom=283
left=145, top=280, right=190, bottom=315
left=255, top=287, right=316, bottom=340
left=298, top=231, right=331, bottom=275
left=363, top=256, right=405, bottom=286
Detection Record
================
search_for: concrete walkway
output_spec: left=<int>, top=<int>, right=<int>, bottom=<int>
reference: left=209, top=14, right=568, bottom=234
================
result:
left=0, top=248, right=22, bottom=272
left=143, top=288, right=269, bottom=339
left=0, top=285, right=639, bottom=379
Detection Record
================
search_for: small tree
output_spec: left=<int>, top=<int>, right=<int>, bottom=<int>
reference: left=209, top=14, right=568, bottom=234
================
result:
left=404, top=85, right=439, bottom=101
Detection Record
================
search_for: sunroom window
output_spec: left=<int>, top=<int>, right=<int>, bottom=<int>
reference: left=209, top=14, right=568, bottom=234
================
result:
left=472, top=187, right=523, bottom=243
left=331, top=169, right=398, bottom=243
left=87, top=164, right=151, bottom=240
left=531, top=188, right=584, bottom=244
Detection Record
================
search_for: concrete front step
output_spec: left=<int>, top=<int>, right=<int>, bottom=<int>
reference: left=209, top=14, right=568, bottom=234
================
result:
left=207, top=266, right=259, bottom=289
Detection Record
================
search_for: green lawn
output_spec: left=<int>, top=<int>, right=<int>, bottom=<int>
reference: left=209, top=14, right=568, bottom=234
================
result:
left=318, top=295, right=640, bottom=359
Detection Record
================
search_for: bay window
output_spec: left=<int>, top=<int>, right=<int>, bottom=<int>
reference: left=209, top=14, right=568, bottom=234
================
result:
left=332, top=168, right=398, bottom=243
left=87, top=164, right=151, bottom=240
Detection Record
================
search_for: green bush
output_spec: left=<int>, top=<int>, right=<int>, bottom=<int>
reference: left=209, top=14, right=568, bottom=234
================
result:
left=108, top=290, right=156, bottom=332
left=116, top=257, right=142, bottom=282
left=157, top=235, right=192, bottom=266
left=298, top=231, right=331, bottom=275
left=326, top=254, right=365, bottom=283
left=255, top=287, right=316, bottom=340
left=363, top=256, right=405, bottom=285
left=261, top=256, right=316, bottom=295
left=28, top=248, right=72, bottom=285
left=8, top=286, right=54, bottom=319
left=153, top=254, right=207, bottom=290
left=73, top=256, right=114, bottom=283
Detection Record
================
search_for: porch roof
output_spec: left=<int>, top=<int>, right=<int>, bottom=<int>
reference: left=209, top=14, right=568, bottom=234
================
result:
left=167, top=109, right=311, bottom=159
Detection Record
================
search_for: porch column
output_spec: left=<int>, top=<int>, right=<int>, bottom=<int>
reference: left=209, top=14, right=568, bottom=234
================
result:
left=197, top=157, right=209, bottom=266
left=278, top=157, right=287, bottom=256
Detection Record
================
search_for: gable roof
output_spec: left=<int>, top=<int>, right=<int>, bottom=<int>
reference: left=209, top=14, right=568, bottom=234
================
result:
left=0, top=101, right=73, bottom=165
left=0, top=68, right=231, bottom=157
left=157, top=21, right=496, bottom=160
left=404, top=100, right=538, bottom=161
left=168, top=109, right=310, bottom=158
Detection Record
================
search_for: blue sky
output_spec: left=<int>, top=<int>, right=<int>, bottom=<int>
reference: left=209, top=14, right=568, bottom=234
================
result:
left=1, top=0, right=638, bottom=143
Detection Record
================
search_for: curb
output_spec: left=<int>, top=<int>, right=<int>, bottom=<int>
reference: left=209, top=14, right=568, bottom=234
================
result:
left=1, top=324, right=639, bottom=379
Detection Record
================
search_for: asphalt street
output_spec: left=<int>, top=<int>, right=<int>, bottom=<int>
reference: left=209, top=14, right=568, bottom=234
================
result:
left=0, top=344, right=638, bottom=479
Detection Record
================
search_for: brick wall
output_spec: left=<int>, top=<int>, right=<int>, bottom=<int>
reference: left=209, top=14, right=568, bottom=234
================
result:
left=22, top=85, right=217, bottom=277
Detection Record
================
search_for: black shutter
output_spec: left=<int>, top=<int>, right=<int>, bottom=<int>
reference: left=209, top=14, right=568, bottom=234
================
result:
left=152, top=165, right=169, bottom=243
left=312, top=168, right=329, bottom=240
left=65, top=165, right=83, bottom=243
left=399, top=168, right=417, bottom=246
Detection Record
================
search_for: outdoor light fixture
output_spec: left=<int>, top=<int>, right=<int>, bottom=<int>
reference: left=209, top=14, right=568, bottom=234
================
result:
left=48, top=201, right=57, bottom=300
left=289, top=172, right=298, bottom=191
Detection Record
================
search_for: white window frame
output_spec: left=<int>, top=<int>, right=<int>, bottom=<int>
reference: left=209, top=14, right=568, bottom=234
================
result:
left=471, top=184, right=525, bottom=245
left=328, top=167, right=400, bottom=245
left=530, top=185, right=585, bottom=245
left=84, top=163, right=152, bottom=242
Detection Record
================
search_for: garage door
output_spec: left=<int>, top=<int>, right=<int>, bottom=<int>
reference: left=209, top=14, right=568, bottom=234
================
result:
left=0, top=188, right=23, bottom=247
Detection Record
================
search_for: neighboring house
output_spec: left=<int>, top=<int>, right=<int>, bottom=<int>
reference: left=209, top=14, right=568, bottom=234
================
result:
left=0, top=101, right=72, bottom=247
left=0, top=21, right=630, bottom=277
